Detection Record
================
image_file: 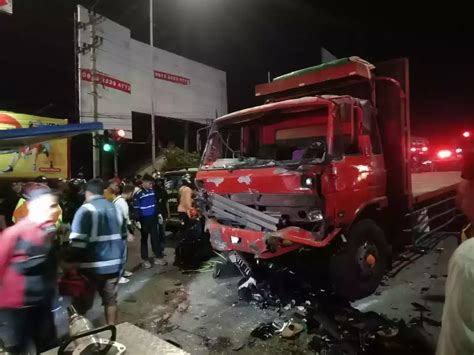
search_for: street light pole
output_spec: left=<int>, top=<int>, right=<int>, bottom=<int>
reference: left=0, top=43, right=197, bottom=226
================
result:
left=149, top=0, right=156, bottom=168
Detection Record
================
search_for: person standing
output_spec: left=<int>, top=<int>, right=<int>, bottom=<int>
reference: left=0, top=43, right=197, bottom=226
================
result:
left=0, top=186, right=60, bottom=353
left=133, top=174, right=167, bottom=269
left=154, top=171, right=169, bottom=238
left=104, top=177, right=121, bottom=202
left=113, top=184, right=135, bottom=284
left=68, top=179, right=126, bottom=325
left=437, top=147, right=474, bottom=355
left=177, top=174, right=195, bottom=237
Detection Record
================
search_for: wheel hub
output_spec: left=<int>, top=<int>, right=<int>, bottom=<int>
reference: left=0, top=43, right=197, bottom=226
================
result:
left=356, top=242, right=378, bottom=277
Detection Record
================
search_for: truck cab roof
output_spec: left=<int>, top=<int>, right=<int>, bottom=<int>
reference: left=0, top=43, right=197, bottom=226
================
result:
left=255, top=57, right=375, bottom=100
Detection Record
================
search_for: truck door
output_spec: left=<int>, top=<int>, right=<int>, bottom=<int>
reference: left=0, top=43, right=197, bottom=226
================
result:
left=329, top=99, right=384, bottom=226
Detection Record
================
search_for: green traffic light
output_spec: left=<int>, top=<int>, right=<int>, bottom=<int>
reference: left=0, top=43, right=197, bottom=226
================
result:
left=103, top=143, right=113, bottom=152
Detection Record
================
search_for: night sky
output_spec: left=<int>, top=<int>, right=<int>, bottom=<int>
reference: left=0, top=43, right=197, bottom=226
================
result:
left=1, top=0, right=473, bottom=146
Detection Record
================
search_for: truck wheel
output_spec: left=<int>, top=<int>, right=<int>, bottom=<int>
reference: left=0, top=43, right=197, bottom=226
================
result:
left=329, top=219, right=388, bottom=300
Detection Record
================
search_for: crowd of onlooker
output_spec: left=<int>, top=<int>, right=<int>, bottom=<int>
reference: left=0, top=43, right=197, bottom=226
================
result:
left=0, top=171, right=198, bottom=353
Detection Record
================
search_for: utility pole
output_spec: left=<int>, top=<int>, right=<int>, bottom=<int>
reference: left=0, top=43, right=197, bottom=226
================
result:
left=150, top=0, right=156, bottom=168
left=113, top=148, right=118, bottom=177
left=77, top=5, right=104, bottom=178
left=90, top=10, right=100, bottom=178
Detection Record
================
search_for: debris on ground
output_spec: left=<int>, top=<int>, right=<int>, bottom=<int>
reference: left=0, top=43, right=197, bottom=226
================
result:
left=164, top=286, right=189, bottom=307
left=177, top=300, right=190, bottom=313
left=280, top=320, right=304, bottom=338
left=251, top=323, right=277, bottom=340
left=238, top=263, right=436, bottom=354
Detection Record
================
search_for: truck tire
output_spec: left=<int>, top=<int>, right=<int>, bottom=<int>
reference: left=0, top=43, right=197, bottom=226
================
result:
left=329, top=219, right=388, bottom=300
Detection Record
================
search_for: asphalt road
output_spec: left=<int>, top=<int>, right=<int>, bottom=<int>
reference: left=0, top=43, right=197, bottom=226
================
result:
left=82, top=234, right=457, bottom=354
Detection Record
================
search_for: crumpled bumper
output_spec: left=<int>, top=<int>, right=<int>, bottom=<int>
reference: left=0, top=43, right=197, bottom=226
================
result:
left=206, top=219, right=340, bottom=259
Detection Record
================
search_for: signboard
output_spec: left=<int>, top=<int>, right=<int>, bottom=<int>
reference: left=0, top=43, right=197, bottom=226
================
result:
left=131, top=40, right=227, bottom=123
left=81, top=69, right=132, bottom=94
left=0, top=112, right=68, bottom=179
left=77, top=5, right=227, bottom=134
left=154, top=70, right=191, bottom=86
left=0, top=0, right=12, bottom=15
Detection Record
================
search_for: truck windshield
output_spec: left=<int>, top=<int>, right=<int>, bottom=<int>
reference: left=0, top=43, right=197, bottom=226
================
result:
left=201, top=109, right=328, bottom=170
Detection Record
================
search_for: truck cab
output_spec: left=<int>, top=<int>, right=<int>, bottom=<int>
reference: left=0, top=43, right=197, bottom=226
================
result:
left=196, top=57, right=459, bottom=299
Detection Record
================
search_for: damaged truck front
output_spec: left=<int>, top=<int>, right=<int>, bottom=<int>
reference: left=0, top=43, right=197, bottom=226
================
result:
left=196, top=57, right=459, bottom=300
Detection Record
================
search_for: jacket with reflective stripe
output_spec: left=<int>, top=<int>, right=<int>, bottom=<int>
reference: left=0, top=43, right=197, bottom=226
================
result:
left=133, top=188, right=158, bottom=218
left=69, top=196, right=126, bottom=275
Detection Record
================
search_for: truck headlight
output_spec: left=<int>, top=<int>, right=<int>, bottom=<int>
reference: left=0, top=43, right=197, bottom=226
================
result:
left=301, top=175, right=314, bottom=188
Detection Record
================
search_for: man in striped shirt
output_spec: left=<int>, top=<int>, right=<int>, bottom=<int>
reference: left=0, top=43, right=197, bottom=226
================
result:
left=68, top=179, right=126, bottom=325
left=134, top=174, right=167, bottom=269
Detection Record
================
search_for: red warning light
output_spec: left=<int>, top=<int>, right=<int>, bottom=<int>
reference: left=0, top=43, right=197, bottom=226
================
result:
left=116, top=129, right=125, bottom=138
left=421, top=146, right=428, bottom=152
left=437, top=150, right=452, bottom=159
left=463, top=131, right=471, bottom=138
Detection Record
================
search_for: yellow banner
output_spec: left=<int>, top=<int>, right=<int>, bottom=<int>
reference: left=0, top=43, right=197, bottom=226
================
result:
left=0, top=111, right=68, bottom=179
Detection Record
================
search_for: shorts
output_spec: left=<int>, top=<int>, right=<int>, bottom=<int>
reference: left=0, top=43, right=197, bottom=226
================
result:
left=73, top=273, right=119, bottom=314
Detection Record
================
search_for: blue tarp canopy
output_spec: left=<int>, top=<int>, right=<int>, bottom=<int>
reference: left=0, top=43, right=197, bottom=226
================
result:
left=0, top=122, right=103, bottom=150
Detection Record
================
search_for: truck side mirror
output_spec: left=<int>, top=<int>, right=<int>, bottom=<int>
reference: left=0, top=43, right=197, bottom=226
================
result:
left=358, top=135, right=372, bottom=156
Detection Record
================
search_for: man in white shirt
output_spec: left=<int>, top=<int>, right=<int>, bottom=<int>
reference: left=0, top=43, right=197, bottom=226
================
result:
left=437, top=153, right=474, bottom=354
left=113, top=184, right=135, bottom=284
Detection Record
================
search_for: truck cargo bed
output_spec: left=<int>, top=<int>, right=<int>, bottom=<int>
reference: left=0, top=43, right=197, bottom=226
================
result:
left=411, top=171, right=461, bottom=204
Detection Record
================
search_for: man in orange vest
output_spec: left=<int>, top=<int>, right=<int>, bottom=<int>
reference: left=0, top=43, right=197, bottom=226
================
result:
left=13, top=181, right=62, bottom=227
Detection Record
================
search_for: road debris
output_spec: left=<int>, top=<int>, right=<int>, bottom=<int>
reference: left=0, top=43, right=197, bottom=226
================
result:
left=280, top=320, right=304, bottom=338
left=251, top=323, right=277, bottom=340
left=239, top=263, right=436, bottom=353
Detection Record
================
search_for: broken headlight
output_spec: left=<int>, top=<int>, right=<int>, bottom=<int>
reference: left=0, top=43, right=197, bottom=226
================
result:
left=307, top=209, right=324, bottom=222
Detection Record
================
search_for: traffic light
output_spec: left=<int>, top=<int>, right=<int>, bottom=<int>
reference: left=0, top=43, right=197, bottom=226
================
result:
left=116, top=129, right=125, bottom=139
left=103, top=142, right=113, bottom=152
left=101, top=130, right=114, bottom=153
left=101, top=129, right=128, bottom=153
left=111, top=129, right=127, bottom=141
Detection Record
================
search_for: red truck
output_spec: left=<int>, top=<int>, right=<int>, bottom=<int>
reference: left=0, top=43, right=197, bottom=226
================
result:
left=196, top=57, right=461, bottom=300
